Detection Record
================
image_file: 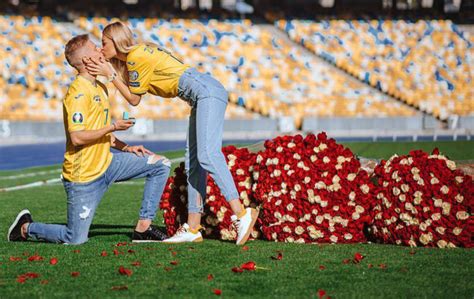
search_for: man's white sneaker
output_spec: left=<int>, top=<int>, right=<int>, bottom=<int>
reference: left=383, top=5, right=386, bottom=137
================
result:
left=162, top=223, right=203, bottom=243
left=231, top=208, right=258, bottom=245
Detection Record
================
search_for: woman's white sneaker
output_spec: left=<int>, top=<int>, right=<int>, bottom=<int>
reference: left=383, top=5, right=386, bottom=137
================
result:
left=162, top=223, right=203, bottom=243
left=231, top=208, right=258, bottom=245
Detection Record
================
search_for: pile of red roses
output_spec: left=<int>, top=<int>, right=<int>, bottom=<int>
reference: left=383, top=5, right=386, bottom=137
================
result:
left=160, top=146, right=260, bottom=240
left=370, top=149, right=473, bottom=248
left=251, top=133, right=374, bottom=243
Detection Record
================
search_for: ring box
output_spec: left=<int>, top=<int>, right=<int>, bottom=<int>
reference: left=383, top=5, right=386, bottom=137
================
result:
left=123, top=112, right=136, bottom=124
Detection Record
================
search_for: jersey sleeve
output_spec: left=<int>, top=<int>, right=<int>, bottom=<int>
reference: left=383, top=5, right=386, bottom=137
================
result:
left=64, top=84, right=90, bottom=132
left=127, top=46, right=154, bottom=95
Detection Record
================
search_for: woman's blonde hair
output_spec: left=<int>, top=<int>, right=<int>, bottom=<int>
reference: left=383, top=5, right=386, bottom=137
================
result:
left=102, top=21, right=136, bottom=83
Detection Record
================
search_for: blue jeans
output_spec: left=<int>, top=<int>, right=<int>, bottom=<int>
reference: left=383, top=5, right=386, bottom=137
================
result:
left=178, top=68, right=239, bottom=213
left=27, top=153, right=171, bottom=244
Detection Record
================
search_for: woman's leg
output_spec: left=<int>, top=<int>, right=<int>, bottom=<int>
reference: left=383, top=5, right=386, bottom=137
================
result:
left=185, top=105, right=208, bottom=230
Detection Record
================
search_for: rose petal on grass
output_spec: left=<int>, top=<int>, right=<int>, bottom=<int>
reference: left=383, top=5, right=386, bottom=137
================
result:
left=131, top=261, right=141, bottom=267
left=232, top=267, right=244, bottom=273
left=207, top=274, right=214, bottom=281
left=379, top=263, right=387, bottom=269
left=40, top=280, right=49, bottom=285
left=28, top=255, right=43, bottom=262
left=116, top=242, right=127, bottom=247
left=353, top=252, right=364, bottom=263
left=101, top=251, right=108, bottom=257
left=71, top=272, right=80, bottom=277
left=368, top=264, right=373, bottom=269
left=73, top=250, right=80, bottom=254
left=164, top=267, right=173, bottom=272
left=127, top=249, right=135, bottom=254
left=170, top=261, right=179, bottom=266
left=241, top=261, right=256, bottom=271
left=342, top=259, right=351, bottom=264
left=49, top=258, right=58, bottom=265
left=9, top=256, right=22, bottom=262
left=318, top=289, right=326, bottom=299
left=118, top=266, right=133, bottom=276
left=319, top=265, right=326, bottom=270
left=213, top=289, right=222, bottom=296
left=242, top=246, right=249, bottom=251
left=171, top=251, right=177, bottom=256
left=111, top=285, right=128, bottom=291
left=271, top=253, right=283, bottom=260
left=113, top=249, right=119, bottom=256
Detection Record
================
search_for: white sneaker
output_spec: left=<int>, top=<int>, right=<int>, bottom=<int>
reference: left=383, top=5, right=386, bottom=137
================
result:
left=162, top=223, right=203, bottom=243
left=231, top=208, right=258, bottom=245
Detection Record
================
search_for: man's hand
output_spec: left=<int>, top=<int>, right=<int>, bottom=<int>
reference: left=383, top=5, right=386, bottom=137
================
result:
left=83, top=56, right=114, bottom=77
left=113, top=119, right=134, bottom=131
left=124, top=145, right=154, bottom=157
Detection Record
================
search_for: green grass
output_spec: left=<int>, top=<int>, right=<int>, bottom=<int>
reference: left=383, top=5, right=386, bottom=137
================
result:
left=0, top=141, right=473, bottom=298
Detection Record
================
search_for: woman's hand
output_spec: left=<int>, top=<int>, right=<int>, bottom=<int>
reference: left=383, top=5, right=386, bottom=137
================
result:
left=83, top=56, right=114, bottom=77
left=112, top=119, right=134, bottom=131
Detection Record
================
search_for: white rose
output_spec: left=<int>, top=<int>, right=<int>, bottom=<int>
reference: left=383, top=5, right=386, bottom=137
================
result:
left=332, top=175, right=340, bottom=183
left=309, top=229, right=323, bottom=239
left=256, top=155, right=263, bottom=163
left=352, top=212, right=360, bottom=220
left=455, top=176, right=464, bottom=184
left=419, top=232, right=433, bottom=245
left=436, top=227, right=446, bottom=235
left=401, top=184, right=409, bottom=193
left=273, top=169, right=281, bottom=177
left=392, top=187, right=401, bottom=196
left=320, top=201, right=328, bottom=208
left=295, top=226, right=304, bottom=235
left=304, top=177, right=311, bottom=184
left=323, top=156, right=330, bottom=164
left=337, top=156, right=345, bottom=164
left=276, top=146, right=283, bottom=153
left=355, top=205, right=365, bottom=214
left=293, top=153, right=301, bottom=160
left=440, top=185, right=449, bottom=195
left=329, top=235, right=338, bottom=243
left=456, top=211, right=469, bottom=220
left=431, top=213, right=441, bottom=221
left=288, top=142, right=295, bottom=148
left=310, top=155, right=317, bottom=162
left=446, top=160, right=456, bottom=170
left=272, top=158, right=279, bottom=165
left=320, top=143, right=328, bottom=150
left=347, top=173, right=356, bottom=181
left=283, top=226, right=291, bottom=233
left=441, top=202, right=451, bottom=215
left=236, top=169, right=245, bottom=176
left=349, top=192, right=356, bottom=201
left=437, top=240, right=448, bottom=248
left=430, top=177, right=440, bottom=185
left=287, top=203, right=294, bottom=211
left=285, top=237, right=295, bottom=243
left=360, top=184, right=370, bottom=194
left=455, top=194, right=464, bottom=203
left=453, top=227, right=462, bottom=235
left=294, top=184, right=301, bottom=192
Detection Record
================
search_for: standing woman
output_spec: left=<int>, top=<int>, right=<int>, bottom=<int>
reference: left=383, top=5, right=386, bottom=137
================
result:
left=84, top=22, right=257, bottom=245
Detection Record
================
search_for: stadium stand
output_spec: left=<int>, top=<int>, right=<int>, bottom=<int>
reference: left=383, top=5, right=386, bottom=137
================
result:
left=76, top=17, right=415, bottom=127
left=277, top=19, right=474, bottom=120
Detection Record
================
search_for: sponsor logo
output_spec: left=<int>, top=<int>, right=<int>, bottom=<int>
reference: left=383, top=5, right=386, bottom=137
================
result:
left=93, top=95, right=101, bottom=102
left=74, top=93, right=84, bottom=99
left=129, top=71, right=139, bottom=81
left=72, top=112, right=84, bottom=124
left=129, top=82, right=140, bottom=87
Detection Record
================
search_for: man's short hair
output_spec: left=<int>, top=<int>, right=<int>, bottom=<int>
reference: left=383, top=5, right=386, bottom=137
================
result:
left=64, top=34, right=89, bottom=69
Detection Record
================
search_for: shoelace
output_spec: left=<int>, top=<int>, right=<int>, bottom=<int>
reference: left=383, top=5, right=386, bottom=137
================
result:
left=174, top=226, right=187, bottom=236
left=148, top=225, right=167, bottom=239
left=232, top=219, right=241, bottom=232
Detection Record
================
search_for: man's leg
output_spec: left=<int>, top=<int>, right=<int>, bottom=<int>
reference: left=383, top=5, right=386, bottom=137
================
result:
left=27, top=177, right=107, bottom=244
left=105, top=152, right=171, bottom=233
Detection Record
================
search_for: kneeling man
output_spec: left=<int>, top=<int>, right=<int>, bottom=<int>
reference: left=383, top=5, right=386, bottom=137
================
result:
left=8, top=34, right=170, bottom=244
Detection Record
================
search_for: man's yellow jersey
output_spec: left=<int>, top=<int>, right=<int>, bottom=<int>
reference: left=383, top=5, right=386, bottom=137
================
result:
left=62, top=76, right=112, bottom=183
left=126, top=44, right=190, bottom=98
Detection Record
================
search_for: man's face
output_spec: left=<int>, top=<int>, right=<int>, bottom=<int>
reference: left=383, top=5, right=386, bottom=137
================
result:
left=81, top=40, right=104, bottom=61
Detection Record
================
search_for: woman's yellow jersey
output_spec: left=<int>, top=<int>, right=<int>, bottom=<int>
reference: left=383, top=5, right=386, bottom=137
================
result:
left=126, top=44, right=190, bottom=98
left=62, top=76, right=113, bottom=183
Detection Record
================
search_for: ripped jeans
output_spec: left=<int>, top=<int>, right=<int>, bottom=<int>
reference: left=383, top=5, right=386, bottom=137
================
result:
left=27, top=152, right=171, bottom=244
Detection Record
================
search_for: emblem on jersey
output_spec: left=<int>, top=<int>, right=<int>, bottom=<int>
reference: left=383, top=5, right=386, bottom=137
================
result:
left=72, top=112, right=84, bottom=124
left=127, top=61, right=136, bottom=66
left=93, top=95, right=101, bottom=102
left=74, top=93, right=84, bottom=99
left=129, top=71, right=139, bottom=81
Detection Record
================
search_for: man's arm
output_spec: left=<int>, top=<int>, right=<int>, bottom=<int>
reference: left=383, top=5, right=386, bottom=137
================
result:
left=110, top=134, right=155, bottom=157
left=70, top=120, right=134, bottom=147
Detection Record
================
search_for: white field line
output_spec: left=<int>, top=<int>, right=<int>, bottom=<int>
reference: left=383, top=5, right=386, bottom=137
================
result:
left=0, top=169, right=61, bottom=180
left=0, top=157, right=184, bottom=193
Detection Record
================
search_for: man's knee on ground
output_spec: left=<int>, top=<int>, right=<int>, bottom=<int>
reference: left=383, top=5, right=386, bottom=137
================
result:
left=63, top=229, right=88, bottom=245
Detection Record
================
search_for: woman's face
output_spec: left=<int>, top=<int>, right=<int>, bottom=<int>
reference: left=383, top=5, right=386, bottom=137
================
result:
left=101, top=35, right=117, bottom=60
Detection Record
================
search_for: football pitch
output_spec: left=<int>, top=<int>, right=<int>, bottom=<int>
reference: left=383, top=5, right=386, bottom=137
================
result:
left=0, top=141, right=473, bottom=298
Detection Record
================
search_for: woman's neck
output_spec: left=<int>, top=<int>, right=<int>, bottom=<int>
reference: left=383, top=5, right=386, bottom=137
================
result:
left=116, top=52, right=127, bottom=61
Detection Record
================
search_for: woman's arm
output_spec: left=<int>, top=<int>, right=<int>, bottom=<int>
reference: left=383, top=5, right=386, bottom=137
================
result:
left=84, top=57, right=142, bottom=106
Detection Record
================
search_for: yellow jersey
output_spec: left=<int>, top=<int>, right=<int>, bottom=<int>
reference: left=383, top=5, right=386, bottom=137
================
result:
left=62, top=75, right=113, bottom=183
left=126, top=44, right=190, bottom=98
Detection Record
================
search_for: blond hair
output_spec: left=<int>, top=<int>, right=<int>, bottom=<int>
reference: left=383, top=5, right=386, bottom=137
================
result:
left=103, top=22, right=137, bottom=83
